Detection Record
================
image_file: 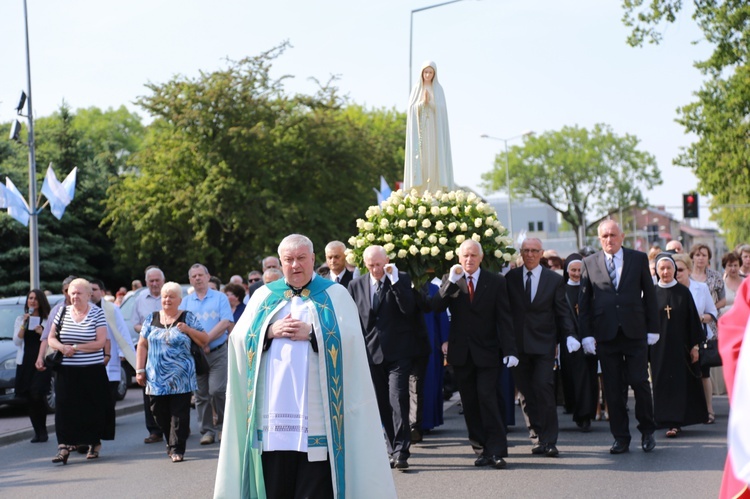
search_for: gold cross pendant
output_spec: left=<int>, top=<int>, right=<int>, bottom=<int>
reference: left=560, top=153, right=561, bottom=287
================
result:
left=664, top=305, right=672, bottom=320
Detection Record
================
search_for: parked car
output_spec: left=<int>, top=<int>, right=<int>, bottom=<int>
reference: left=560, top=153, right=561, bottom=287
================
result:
left=0, top=294, right=64, bottom=412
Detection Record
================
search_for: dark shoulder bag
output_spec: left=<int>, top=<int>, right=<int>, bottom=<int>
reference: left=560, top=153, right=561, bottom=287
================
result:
left=44, top=306, right=66, bottom=369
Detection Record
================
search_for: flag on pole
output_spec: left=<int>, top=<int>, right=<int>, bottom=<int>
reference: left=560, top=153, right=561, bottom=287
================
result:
left=41, top=165, right=77, bottom=219
left=373, top=176, right=392, bottom=205
left=3, top=177, right=30, bottom=226
left=0, top=183, right=7, bottom=209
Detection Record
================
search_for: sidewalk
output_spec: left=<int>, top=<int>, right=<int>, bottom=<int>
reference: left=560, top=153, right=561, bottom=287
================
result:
left=0, top=386, right=144, bottom=446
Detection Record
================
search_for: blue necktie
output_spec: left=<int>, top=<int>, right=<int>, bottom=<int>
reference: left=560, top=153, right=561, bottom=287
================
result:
left=607, top=256, right=617, bottom=288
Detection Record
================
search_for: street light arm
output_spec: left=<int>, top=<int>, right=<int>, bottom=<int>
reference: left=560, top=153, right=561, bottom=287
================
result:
left=412, top=0, right=466, bottom=15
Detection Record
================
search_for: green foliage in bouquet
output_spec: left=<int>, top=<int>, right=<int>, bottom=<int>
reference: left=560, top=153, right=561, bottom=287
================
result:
left=346, top=189, right=516, bottom=288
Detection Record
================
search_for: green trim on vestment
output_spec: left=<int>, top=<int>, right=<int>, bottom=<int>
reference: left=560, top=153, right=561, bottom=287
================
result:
left=241, top=277, right=346, bottom=498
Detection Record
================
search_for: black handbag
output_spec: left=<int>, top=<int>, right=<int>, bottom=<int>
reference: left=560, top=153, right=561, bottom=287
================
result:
left=699, top=337, right=722, bottom=368
left=191, top=340, right=210, bottom=376
left=44, top=306, right=67, bottom=370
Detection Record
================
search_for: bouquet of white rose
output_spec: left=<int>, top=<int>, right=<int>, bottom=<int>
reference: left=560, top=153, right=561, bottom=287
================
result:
left=347, top=189, right=516, bottom=288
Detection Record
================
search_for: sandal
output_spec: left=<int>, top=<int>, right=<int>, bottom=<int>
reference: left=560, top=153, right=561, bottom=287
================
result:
left=171, top=453, right=184, bottom=463
left=87, top=444, right=101, bottom=460
left=666, top=428, right=681, bottom=438
left=706, top=413, right=716, bottom=424
left=52, top=445, right=70, bottom=465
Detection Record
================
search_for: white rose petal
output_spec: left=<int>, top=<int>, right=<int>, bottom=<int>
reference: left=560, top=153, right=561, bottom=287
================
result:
left=420, top=246, right=430, bottom=255
left=384, top=243, right=395, bottom=252
left=383, top=233, right=393, bottom=242
left=474, top=218, right=483, bottom=228
left=366, top=233, right=376, bottom=242
left=363, top=222, right=374, bottom=231
left=356, top=218, right=365, bottom=229
left=503, top=252, right=512, bottom=262
left=451, top=206, right=460, bottom=216
left=417, top=230, right=427, bottom=239
left=398, top=249, right=408, bottom=258
left=406, top=208, right=414, bottom=217
left=348, top=236, right=357, bottom=246
left=435, top=220, right=445, bottom=231
left=430, top=206, right=440, bottom=216
left=456, top=235, right=466, bottom=243
left=346, top=253, right=356, bottom=265
left=472, top=233, right=481, bottom=242
left=386, top=206, right=395, bottom=215
left=430, top=246, right=440, bottom=256
left=445, top=250, right=455, bottom=260
left=485, top=228, right=494, bottom=237
left=494, top=250, right=503, bottom=258
left=399, top=220, right=408, bottom=229
left=448, top=222, right=457, bottom=232
left=439, top=237, right=448, bottom=245
left=460, top=222, right=468, bottom=231
left=418, top=206, right=427, bottom=215
left=409, top=245, right=419, bottom=255
left=422, top=219, right=432, bottom=228
left=408, top=219, right=418, bottom=227
left=428, top=235, right=438, bottom=244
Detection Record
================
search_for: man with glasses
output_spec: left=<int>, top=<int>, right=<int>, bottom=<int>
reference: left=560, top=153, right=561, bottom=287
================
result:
left=506, top=238, right=579, bottom=457
left=244, top=257, right=281, bottom=303
left=579, top=220, right=659, bottom=455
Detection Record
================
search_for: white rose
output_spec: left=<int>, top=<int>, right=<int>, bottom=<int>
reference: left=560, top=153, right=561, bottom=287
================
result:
left=398, top=204, right=406, bottom=212
left=402, top=234, right=411, bottom=241
left=430, top=206, right=440, bottom=216
left=406, top=208, right=414, bottom=217
left=366, top=233, right=376, bottom=242
left=494, top=250, right=503, bottom=258
left=439, top=237, right=448, bottom=245
left=428, top=235, right=438, bottom=244
left=435, top=220, right=445, bottom=231
left=409, top=245, right=419, bottom=255
left=356, top=239, right=365, bottom=248
left=417, top=230, right=426, bottom=239
left=420, top=246, right=430, bottom=255
left=386, top=206, right=395, bottom=215
left=486, top=216, right=494, bottom=225
left=495, top=235, right=504, bottom=244
left=346, top=253, right=356, bottom=265
left=398, top=249, right=408, bottom=258
left=503, top=252, right=512, bottom=262
left=384, top=243, right=395, bottom=252
left=472, top=233, right=481, bottom=242
left=434, top=190, right=443, bottom=198
left=418, top=206, right=427, bottom=215
left=423, top=192, right=433, bottom=203
left=380, top=218, right=389, bottom=229
left=414, top=238, right=422, bottom=245
left=467, top=193, right=477, bottom=203
left=485, top=228, right=494, bottom=237
left=460, top=222, right=468, bottom=231
left=465, top=206, right=472, bottom=214
left=365, top=208, right=373, bottom=218
left=356, top=218, right=365, bottom=229
left=363, top=222, right=374, bottom=231
left=456, top=235, right=466, bottom=243
left=348, top=236, right=357, bottom=246
left=422, top=219, right=432, bottom=228
left=451, top=206, right=460, bottom=216
left=445, top=250, right=455, bottom=260
left=448, top=222, right=457, bottom=232
left=372, top=206, right=382, bottom=216
left=383, top=233, right=393, bottom=242
left=399, top=220, right=408, bottom=229
left=474, top=218, right=483, bottom=228
left=408, top=219, right=418, bottom=227
left=430, top=246, right=440, bottom=256
left=476, top=202, right=486, bottom=212
left=456, top=191, right=465, bottom=202
left=441, top=194, right=450, bottom=203
left=440, top=206, right=449, bottom=215
left=448, top=191, right=456, bottom=201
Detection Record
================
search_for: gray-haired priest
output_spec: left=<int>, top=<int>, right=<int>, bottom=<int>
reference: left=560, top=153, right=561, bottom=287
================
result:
left=214, top=234, right=396, bottom=499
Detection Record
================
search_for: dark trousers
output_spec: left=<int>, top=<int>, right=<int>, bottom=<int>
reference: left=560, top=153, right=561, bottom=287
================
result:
left=512, top=353, right=558, bottom=444
left=143, top=388, right=162, bottom=436
left=370, top=357, right=412, bottom=459
left=261, top=451, right=333, bottom=499
left=454, top=357, right=508, bottom=457
left=150, top=392, right=192, bottom=455
left=27, top=390, right=48, bottom=437
left=598, top=331, right=655, bottom=442
left=409, top=354, right=429, bottom=433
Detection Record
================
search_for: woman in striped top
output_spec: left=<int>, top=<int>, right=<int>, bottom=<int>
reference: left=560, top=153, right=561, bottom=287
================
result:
left=47, top=278, right=113, bottom=464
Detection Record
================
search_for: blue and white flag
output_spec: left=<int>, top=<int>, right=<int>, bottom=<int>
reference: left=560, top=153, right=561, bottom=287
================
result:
left=3, top=177, right=30, bottom=226
left=373, top=176, right=392, bottom=205
left=0, top=182, right=7, bottom=209
left=41, top=165, right=77, bottom=219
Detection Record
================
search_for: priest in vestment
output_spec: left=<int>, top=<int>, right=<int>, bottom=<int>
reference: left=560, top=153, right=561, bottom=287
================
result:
left=214, top=234, right=396, bottom=499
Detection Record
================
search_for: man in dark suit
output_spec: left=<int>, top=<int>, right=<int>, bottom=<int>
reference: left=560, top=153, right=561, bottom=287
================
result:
left=579, top=220, right=660, bottom=454
left=432, top=239, right=518, bottom=469
left=245, top=256, right=281, bottom=302
left=348, top=245, right=418, bottom=470
left=322, top=240, right=354, bottom=287
left=507, top=237, right=579, bottom=457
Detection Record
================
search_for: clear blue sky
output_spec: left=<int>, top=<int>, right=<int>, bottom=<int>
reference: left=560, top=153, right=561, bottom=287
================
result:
left=1, top=0, right=714, bottom=227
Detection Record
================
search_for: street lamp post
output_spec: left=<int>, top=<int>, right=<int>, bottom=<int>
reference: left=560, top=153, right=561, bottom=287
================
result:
left=409, top=0, right=466, bottom=92
left=480, top=132, right=534, bottom=239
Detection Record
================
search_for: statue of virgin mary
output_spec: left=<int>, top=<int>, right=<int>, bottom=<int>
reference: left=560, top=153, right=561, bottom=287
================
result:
left=404, top=60, right=455, bottom=194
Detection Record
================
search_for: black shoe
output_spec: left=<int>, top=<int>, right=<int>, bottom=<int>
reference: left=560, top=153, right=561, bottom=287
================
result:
left=531, top=442, right=546, bottom=455
left=474, top=455, right=491, bottom=467
left=30, top=432, right=47, bottom=443
left=489, top=455, right=507, bottom=469
left=641, top=433, right=656, bottom=453
left=610, top=440, right=630, bottom=454
left=394, top=459, right=409, bottom=471
left=389, top=457, right=396, bottom=469
left=580, top=419, right=592, bottom=433
left=410, top=428, right=423, bottom=444
left=545, top=444, right=559, bottom=457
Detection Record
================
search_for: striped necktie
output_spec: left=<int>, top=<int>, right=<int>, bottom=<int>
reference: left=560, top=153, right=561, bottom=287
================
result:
left=607, top=256, right=617, bottom=288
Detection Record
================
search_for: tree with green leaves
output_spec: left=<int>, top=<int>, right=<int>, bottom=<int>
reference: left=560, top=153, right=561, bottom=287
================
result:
left=0, top=104, right=144, bottom=296
left=104, top=45, right=405, bottom=281
left=622, top=0, right=750, bottom=245
left=480, top=124, right=662, bottom=248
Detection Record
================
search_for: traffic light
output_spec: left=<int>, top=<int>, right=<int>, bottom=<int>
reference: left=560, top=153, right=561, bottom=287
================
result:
left=683, top=193, right=699, bottom=219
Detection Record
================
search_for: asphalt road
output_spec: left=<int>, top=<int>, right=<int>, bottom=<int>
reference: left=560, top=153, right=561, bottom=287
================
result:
left=0, top=390, right=727, bottom=498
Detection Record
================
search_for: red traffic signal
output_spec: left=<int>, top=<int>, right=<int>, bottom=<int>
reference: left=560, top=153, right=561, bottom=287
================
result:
left=683, top=193, right=699, bottom=219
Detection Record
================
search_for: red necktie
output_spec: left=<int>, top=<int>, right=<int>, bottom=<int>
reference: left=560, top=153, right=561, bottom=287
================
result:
left=467, top=275, right=475, bottom=302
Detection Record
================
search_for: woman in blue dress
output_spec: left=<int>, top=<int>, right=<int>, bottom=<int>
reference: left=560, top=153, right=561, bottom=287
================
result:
left=135, top=281, right=208, bottom=462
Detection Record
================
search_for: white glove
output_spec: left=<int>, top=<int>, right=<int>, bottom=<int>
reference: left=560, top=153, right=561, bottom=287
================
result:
left=503, top=355, right=519, bottom=368
left=647, top=333, right=660, bottom=346
left=582, top=336, right=596, bottom=355
left=566, top=336, right=581, bottom=354
left=384, top=263, right=399, bottom=284
left=448, top=264, right=465, bottom=284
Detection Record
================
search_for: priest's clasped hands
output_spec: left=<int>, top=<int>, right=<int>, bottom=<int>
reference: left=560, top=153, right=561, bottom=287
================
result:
left=268, top=314, right=312, bottom=341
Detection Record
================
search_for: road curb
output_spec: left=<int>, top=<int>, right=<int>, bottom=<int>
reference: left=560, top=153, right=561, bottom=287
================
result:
left=0, top=399, right=143, bottom=447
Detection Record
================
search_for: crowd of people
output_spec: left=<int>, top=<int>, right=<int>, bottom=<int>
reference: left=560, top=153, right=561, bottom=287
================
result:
left=11, top=225, right=750, bottom=497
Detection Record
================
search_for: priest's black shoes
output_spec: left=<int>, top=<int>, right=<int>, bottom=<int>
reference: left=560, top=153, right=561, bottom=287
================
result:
left=641, top=433, right=656, bottom=453
left=610, top=440, right=630, bottom=454
left=545, top=444, right=559, bottom=457
left=531, top=442, right=545, bottom=455
left=474, top=455, right=507, bottom=469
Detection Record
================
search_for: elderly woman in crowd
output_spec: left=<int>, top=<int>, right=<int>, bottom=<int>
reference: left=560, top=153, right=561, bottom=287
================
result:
left=675, top=253, right=720, bottom=423
left=651, top=253, right=708, bottom=438
left=136, top=281, right=207, bottom=463
left=47, top=278, right=112, bottom=464
left=13, top=289, right=52, bottom=443
left=223, top=283, right=246, bottom=323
